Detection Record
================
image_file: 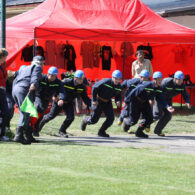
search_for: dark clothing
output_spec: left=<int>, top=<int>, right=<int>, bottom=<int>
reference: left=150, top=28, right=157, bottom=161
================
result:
left=87, top=101, right=114, bottom=131
left=41, top=78, right=91, bottom=132
left=62, top=78, right=91, bottom=107
left=124, top=99, right=153, bottom=127
left=36, top=74, right=65, bottom=103
left=64, top=44, right=76, bottom=71
left=0, top=88, right=9, bottom=136
left=121, top=78, right=142, bottom=97
left=137, top=45, right=153, bottom=60
left=87, top=78, right=122, bottom=133
left=125, top=81, right=168, bottom=109
left=124, top=81, right=169, bottom=129
left=161, top=77, right=190, bottom=104
left=101, top=46, right=113, bottom=70
left=42, top=101, right=74, bottom=132
left=21, top=45, right=33, bottom=62
left=120, top=78, right=142, bottom=120
left=153, top=78, right=190, bottom=134
left=92, top=78, right=122, bottom=103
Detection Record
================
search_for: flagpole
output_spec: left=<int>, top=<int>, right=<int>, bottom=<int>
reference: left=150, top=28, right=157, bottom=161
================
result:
left=1, top=0, right=6, bottom=48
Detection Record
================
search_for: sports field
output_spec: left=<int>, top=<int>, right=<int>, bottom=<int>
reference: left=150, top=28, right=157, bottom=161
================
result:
left=0, top=111, right=195, bottom=194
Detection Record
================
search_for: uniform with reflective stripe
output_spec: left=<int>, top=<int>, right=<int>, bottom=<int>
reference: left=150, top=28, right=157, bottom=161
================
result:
left=162, top=77, right=190, bottom=103
left=92, top=78, right=122, bottom=103
left=62, top=78, right=91, bottom=107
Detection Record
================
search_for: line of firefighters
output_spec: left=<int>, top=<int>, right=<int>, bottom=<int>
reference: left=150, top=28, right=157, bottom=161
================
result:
left=3, top=55, right=191, bottom=144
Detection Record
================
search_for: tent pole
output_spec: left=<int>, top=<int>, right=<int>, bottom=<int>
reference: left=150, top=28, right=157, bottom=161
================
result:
left=122, top=42, right=126, bottom=80
left=1, top=0, right=6, bottom=48
left=33, top=29, right=37, bottom=56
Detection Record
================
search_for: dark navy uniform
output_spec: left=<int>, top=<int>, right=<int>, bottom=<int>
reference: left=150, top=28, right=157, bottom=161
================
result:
left=124, top=81, right=169, bottom=137
left=153, top=77, right=190, bottom=134
left=86, top=78, right=122, bottom=136
left=119, top=78, right=142, bottom=121
left=34, top=74, right=65, bottom=130
left=39, top=78, right=91, bottom=134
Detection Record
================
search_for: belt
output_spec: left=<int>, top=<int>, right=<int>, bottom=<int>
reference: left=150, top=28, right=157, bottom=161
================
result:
left=97, top=95, right=109, bottom=103
left=136, top=96, right=146, bottom=103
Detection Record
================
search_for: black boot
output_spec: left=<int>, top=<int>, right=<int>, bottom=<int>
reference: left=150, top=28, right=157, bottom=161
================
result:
left=33, top=116, right=43, bottom=137
left=59, top=124, right=68, bottom=138
left=14, top=127, right=31, bottom=145
left=135, top=126, right=148, bottom=138
left=98, top=126, right=109, bottom=137
left=24, top=127, right=39, bottom=143
left=81, top=117, right=88, bottom=131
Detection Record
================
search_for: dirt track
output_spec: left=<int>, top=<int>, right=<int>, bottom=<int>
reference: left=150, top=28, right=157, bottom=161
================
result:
left=39, top=133, right=195, bottom=155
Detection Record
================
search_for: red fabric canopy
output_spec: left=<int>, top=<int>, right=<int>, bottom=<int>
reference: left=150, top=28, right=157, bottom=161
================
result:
left=3, top=0, right=195, bottom=65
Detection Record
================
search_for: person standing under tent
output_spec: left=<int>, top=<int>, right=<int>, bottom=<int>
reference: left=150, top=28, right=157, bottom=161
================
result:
left=123, top=71, right=174, bottom=138
left=81, top=70, right=122, bottom=137
left=132, top=50, right=153, bottom=78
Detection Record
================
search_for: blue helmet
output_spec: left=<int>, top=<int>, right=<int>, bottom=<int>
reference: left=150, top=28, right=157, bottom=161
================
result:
left=112, top=70, right=122, bottom=79
left=153, top=71, right=163, bottom=79
left=140, top=69, right=150, bottom=78
left=74, top=70, right=85, bottom=78
left=48, top=66, right=58, bottom=76
left=19, top=65, right=27, bottom=73
left=174, top=71, right=184, bottom=79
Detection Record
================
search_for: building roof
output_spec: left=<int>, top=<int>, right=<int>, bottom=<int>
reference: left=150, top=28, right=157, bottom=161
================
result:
left=142, top=0, right=195, bottom=12
left=5, top=0, right=44, bottom=6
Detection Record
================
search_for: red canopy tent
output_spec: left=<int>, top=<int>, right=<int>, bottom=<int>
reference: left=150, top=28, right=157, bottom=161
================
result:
left=2, top=0, right=195, bottom=104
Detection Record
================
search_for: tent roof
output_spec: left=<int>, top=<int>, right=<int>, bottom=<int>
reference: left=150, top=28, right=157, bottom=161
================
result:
left=6, top=0, right=195, bottom=43
left=4, top=0, right=195, bottom=65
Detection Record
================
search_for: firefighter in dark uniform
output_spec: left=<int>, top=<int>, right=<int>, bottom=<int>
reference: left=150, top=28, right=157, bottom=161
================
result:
left=12, top=56, right=44, bottom=144
left=81, top=70, right=122, bottom=137
left=123, top=71, right=175, bottom=138
left=38, top=70, right=91, bottom=137
left=32, top=67, right=65, bottom=136
left=153, top=70, right=191, bottom=136
left=118, top=69, right=150, bottom=126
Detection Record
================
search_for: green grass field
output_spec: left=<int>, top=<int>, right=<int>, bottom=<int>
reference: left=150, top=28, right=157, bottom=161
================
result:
left=0, top=110, right=195, bottom=194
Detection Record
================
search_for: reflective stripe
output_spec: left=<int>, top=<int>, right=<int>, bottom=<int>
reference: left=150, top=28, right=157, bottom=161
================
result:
left=166, top=87, right=173, bottom=90
left=176, top=88, right=184, bottom=91
left=115, top=88, right=122, bottom=92
left=145, top=88, right=154, bottom=91
left=132, top=84, right=137, bottom=87
left=104, top=84, right=113, bottom=89
left=77, top=88, right=84, bottom=91
left=156, top=90, right=162, bottom=93
left=49, top=84, right=59, bottom=87
left=64, top=85, right=75, bottom=90
left=41, top=82, right=47, bottom=85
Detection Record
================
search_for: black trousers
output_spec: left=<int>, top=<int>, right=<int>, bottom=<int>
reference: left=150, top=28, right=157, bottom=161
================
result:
left=125, top=98, right=153, bottom=128
left=0, top=88, right=9, bottom=136
left=43, top=101, right=75, bottom=131
left=87, top=100, right=114, bottom=132
left=153, top=100, right=172, bottom=134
